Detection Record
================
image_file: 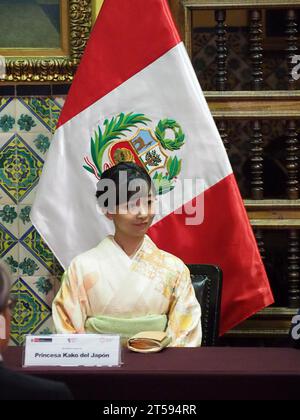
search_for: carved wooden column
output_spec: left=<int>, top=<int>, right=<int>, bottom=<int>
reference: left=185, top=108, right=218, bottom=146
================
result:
left=285, top=10, right=300, bottom=311
left=285, top=11, right=299, bottom=201
left=215, top=10, right=228, bottom=91
left=250, top=120, right=264, bottom=199
left=249, top=10, right=264, bottom=201
left=217, top=120, right=230, bottom=152
left=254, top=229, right=266, bottom=261
left=286, top=9, right=298, bottom=89
left=286, top=120, right=299, bottom=200
left=288, top=230, right=300, bottom=308
left=249, top=10, right=263, bottom=91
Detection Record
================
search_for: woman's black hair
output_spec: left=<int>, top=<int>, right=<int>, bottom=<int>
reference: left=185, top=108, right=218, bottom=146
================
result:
left=96, top=162, right=154, bottom=209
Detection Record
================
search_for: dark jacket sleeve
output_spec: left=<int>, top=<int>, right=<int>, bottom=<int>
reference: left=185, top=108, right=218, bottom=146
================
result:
left=50, top=381, right=74, bottom=401
left=0, top=366, right=73, bottom=400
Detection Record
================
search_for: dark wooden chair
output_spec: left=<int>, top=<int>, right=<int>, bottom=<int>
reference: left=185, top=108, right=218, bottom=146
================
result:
left=188, top=264, right=223, bottom=347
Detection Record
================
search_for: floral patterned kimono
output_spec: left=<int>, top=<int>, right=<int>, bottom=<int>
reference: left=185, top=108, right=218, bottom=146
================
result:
left=52, top=235, right=202, bottom=347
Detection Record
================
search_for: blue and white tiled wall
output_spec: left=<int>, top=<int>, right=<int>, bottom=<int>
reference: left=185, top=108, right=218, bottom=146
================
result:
left=0, top=84, right=69, bottom=345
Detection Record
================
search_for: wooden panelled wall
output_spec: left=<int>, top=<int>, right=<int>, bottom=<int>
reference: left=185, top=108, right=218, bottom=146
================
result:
left=169, top=0, right=300, bottom=344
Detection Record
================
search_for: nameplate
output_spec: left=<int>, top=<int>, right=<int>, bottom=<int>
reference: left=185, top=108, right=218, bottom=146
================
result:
left=23, top=334, right=121, bottom=367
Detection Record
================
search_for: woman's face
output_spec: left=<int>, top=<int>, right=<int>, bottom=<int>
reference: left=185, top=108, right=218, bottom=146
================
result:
left=107, top=192, right=156, bottom=238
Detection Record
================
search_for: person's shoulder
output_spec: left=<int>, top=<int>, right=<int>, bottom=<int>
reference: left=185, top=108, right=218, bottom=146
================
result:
left=145, top=236, right=188, bottom=274
left=69, top=236, right=111, bottom=268
left=0, top=365, right=73, bottom=400
left=161, top=250, right=189, bottom=274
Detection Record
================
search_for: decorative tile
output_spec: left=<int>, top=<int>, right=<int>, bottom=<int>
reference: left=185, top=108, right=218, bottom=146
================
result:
left=18, top=204, right=32, bottom=238
left=0, top=93, right=66, bottom=346
left=17, top=114, right=38, bottom=132
left=0, top=222, right=17, bottom=242
left=18, top=131, right=51, bottom=160
left=0, top=97, right=14, bottom=112
left=50, top=97, right=64, bottom=133
left=20, top=276, right=57, bottom=308
left=0, top=215, right=17, bottom=246
left=0, top=204, right=18, bottom=237
left=15, top=135, right=44, bottom=203
left=0, top=98, right=16, bottom=133
left=16, top=98, right=49, bottom=133
left=20, top=97, right=52, bottom=132
left=33, top=133, right=51, bottom=156
left=19, top=226, right=54, bottom=275
left=0, top=115, right=16, bottom=134
left=19, top=244, right=50, bottom=277
left=10, top=278, right=51, bottom=345
left=18, top=185, right=38, bottom=205
left=1, top=134, right=44, bottom=204
left=3, top=251, right=19, bottom=276
left=0, top=134, right=18, bottom=204
left=0, top=240, right=18, bottom=272
left=0, top=242, right=18, bottom=262
left=9, top=280, right=19, bottom=345
left=0, top=132, right=15, bottom=150
left=35, top=317, right=56, bottom=336
left=51, top=96, right=65, bottom=108
left=0, top=134, right=16, bottom=204
left=0, top=187, right=15, bottom=205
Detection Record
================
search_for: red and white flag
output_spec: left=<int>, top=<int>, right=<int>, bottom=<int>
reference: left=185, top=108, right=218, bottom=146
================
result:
left=31, top=0, right=274, bottom=334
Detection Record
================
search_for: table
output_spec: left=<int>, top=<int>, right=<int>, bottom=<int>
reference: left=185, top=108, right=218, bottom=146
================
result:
left=3, top=347, right=300, bottom=400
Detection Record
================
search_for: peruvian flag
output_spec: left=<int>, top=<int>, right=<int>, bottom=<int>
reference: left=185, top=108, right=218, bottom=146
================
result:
left=31, top=0, right=274, bottom=335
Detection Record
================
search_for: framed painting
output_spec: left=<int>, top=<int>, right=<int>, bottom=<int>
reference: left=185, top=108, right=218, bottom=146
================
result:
left=0, top=0, right=92, bottom=82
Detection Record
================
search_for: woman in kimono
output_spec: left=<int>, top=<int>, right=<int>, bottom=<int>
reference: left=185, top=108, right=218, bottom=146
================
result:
left=52, top=162, right=202, bottom=347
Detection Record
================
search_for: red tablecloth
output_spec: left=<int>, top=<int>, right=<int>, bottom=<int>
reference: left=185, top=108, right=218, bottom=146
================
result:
left=3, top=347, right=300, bottom=400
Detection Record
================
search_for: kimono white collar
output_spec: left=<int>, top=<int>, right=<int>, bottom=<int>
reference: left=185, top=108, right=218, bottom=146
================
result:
left=108, top=236, right=144, bottom=260
left=95, top=234, right=157, bottom=266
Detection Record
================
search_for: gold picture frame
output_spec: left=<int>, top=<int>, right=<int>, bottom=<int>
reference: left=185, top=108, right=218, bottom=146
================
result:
left=0, top=0, right=92, bottom=83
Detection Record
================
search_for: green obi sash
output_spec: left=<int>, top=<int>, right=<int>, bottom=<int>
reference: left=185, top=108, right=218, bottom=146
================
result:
left=85, top=314, right=168, bottom=343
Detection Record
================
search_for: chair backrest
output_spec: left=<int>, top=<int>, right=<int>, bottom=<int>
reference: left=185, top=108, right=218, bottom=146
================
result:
left=188, top=264, right=223, bottom=347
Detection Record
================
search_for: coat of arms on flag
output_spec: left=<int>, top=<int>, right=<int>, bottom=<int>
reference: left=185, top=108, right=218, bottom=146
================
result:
left=83, top=112, right=185, bottom=195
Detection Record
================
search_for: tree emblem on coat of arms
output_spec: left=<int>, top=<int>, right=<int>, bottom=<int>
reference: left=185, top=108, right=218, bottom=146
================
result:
left=83, top=113, right=185, bottom=195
